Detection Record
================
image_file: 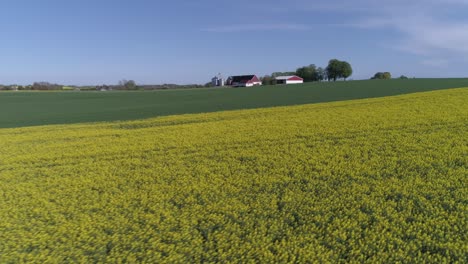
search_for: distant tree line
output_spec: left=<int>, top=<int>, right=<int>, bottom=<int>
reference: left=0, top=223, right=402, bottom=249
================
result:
left=261, top=59, right=353, bottom=85
left=0, top=82, right=64, bottom=91
left=0, top=85, right=20, bottom=91
left=140, top=84, right=206, bottom=90
left=101, top=80, right=207, bottom=90
left=0, top=80, right=207, bottom=91
left=32, top=82, right=63, bottom=90
left=15, top=82, right=63, bottom=90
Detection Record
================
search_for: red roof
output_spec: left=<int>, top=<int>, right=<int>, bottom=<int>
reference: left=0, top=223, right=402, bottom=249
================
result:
left=275, top=75, right=304, bottom=81
left=248, top=75, right=261, bottom=83
left=288, top=76, right=303, bottom=81
left=230, top=75, right=260, bottom=83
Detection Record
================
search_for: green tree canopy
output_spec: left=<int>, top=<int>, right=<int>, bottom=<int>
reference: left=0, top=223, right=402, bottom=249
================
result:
left=340, top=62, right=353, bottom=81
left=371, top=72, right=392, bottom=80
left=316, top=67, right=327, bottom=82
left=261, top=75, right=275, bottom=85
left=271, top=72, right=296, bottom=78
left=326, top=59, right=341, bottom=82
left=296, top=64, right=318, bottom=82
left=119, top=80, right=137, bottom=90
left=326, top=59, right=353, bottom=81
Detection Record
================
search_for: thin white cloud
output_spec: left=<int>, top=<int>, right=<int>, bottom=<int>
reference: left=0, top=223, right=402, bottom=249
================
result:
left=201, top=23, right=311, bottom=32
left=321, top=0, right=468, bottom=58
left=288, top=0, right=468, bottom=12
left=202, top=1, right=468, bottom=58
left=353, top=14, right=468, bottom=56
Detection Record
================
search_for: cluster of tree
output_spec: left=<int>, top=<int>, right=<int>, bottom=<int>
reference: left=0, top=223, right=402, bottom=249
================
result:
left=272, top=72, right=296, bottom=78
left=260, top=76, right=276, bottom=85
left=31, top=82, right=63, bottom=90
left=0, top=83, right=64, bottom=91
left=261, top=59, right=353, bottom=85
left=326, top=59, right=353, bottom=81
left=116, top=80, right=137, bottom=90
left=296, top=65, right=327, bottom=82
left=0, top=85, right=21, bottom=91
left=370, top=73, right=411, bottom=80
left=371, top=72, right=392, bottom=80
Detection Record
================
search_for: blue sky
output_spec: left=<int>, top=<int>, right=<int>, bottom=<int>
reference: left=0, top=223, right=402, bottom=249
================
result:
left=1, top=0, right=468, bottom=85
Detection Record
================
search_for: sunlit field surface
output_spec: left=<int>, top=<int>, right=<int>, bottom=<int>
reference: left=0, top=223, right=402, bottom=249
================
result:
left=0, top=88, right=467, bottom=262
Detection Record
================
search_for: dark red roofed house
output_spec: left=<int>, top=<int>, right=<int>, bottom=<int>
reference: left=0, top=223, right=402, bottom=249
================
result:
left=227, top=75, right=262, bottom=87
left=275, top=75, right=304, bottom=85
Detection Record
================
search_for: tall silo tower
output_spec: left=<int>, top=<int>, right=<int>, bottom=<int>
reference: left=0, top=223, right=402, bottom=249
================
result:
left=212, top=76, right=219, bottom=87
left=216, top=73, right=224, bottom=87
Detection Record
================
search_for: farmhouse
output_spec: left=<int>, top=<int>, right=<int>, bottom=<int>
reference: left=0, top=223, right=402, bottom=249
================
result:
left=275, top=75, right=304, bottom=85
left=227, top=75, right=262, bottom=87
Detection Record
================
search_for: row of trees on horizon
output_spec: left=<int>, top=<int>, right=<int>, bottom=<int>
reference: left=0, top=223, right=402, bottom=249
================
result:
left=0, top=80, right=207, bottom=91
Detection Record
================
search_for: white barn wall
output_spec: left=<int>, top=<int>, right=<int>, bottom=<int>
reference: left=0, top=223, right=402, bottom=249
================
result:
left=286, top=80, right=303, bottom=84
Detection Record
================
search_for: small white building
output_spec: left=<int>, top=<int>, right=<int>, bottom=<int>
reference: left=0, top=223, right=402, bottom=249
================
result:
left=275, top=76, right=304, bottom=85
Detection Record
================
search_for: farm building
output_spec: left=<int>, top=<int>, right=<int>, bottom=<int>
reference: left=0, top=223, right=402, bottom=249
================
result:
left=275, top=76, right=304, bottom=85
left=211, top=74, right=225, bottom=87
left=227, top=75, right=262, bottom=87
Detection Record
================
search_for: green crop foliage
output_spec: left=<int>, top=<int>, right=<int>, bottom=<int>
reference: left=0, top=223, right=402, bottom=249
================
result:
left=1, top=78, right=468, bottom=128
left=0, top=88, right=467, bottom=262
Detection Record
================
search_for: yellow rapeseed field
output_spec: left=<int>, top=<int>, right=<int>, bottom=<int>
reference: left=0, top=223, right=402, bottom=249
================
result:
left=0, top=88, right=467, bottom=263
